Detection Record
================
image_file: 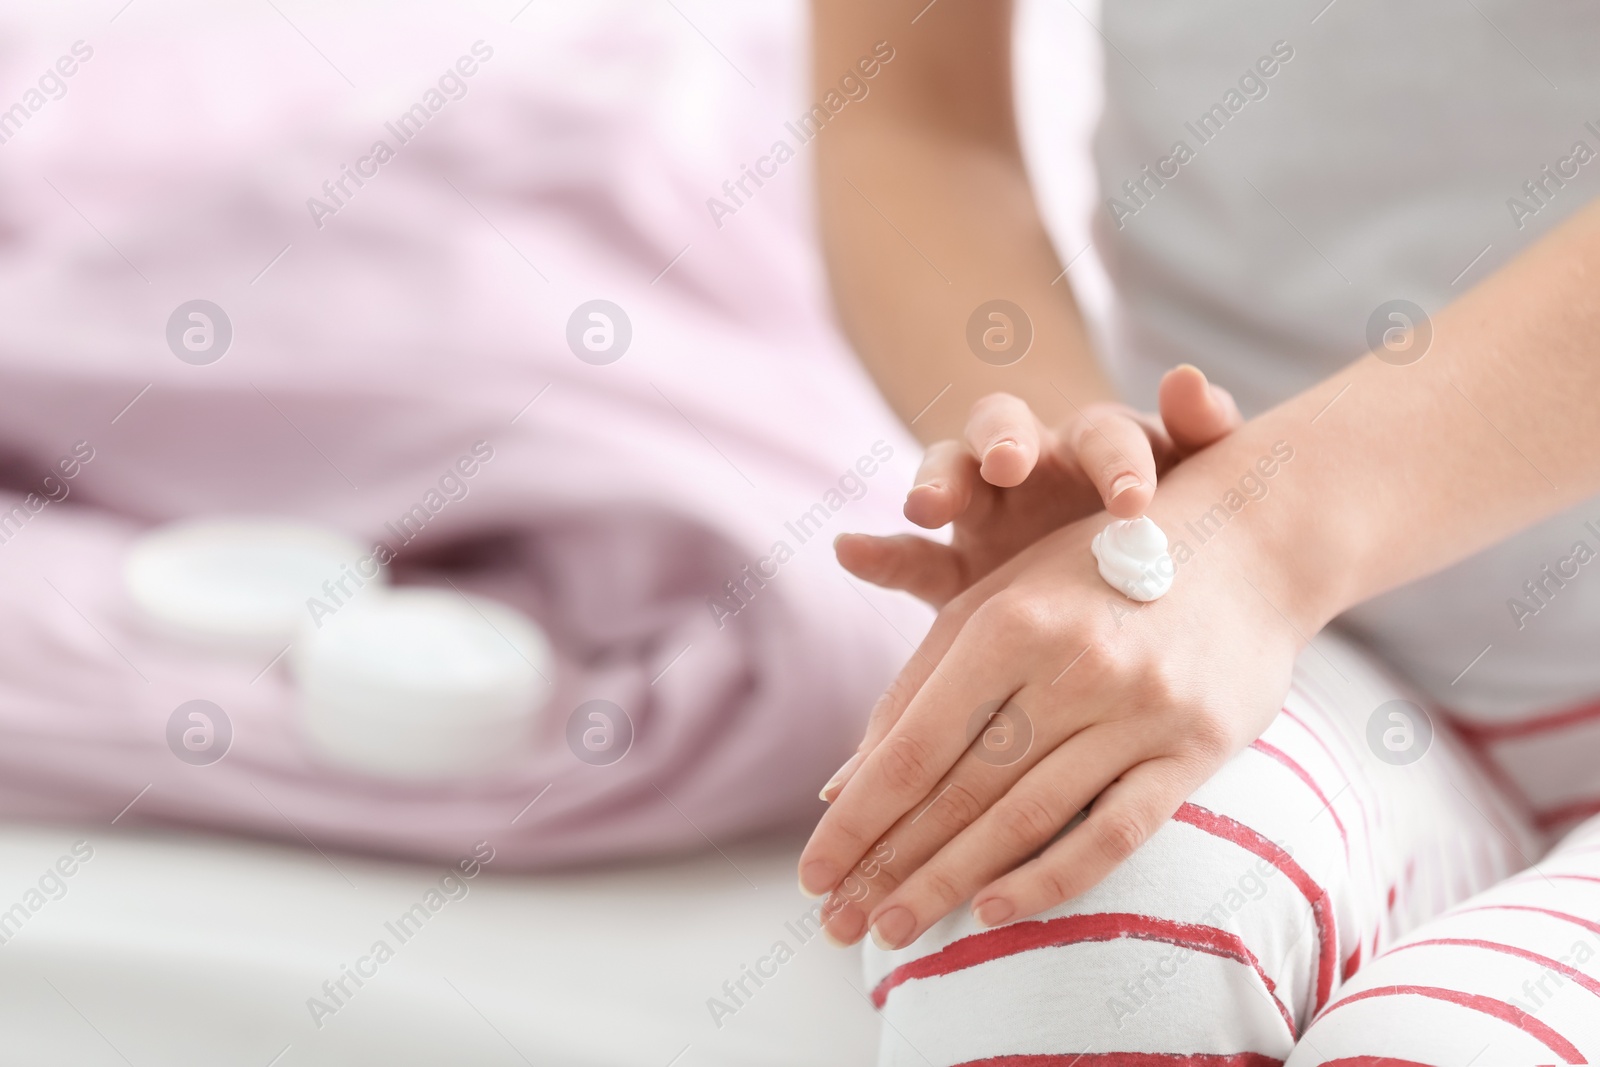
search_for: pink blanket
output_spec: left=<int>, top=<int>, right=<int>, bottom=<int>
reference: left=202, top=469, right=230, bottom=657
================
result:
left=0, top=2, right=930, bottom=866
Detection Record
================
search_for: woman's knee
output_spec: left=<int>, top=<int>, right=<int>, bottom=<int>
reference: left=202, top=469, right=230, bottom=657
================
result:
left=859, top=637, right=1515, bottom=1063
left=863, top=750, right=1348, bottom=1061
left=1288, top=823, right=1600, bottom=1065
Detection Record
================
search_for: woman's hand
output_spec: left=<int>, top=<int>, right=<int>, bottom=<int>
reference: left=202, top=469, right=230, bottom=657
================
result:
left=801, top=490, right=1310, bottom=949
left=834, top=365, right=1240, bottom=608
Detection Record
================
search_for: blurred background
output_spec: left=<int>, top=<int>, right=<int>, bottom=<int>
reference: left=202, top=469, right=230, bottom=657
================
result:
left=0, top=1, right=1103, bottom=1063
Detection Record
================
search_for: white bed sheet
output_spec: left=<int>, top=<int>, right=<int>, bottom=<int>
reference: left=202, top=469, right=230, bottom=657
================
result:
left=0, top=824, right=877, bottom=1066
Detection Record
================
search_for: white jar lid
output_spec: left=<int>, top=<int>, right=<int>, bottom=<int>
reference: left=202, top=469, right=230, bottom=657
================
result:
left=290, top=587, right=553, bottom=781
left=123, top=518, right=382, bottom=658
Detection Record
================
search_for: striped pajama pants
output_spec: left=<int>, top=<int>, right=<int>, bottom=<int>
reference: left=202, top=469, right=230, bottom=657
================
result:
left=863, top=632, right=1600, bottom=1065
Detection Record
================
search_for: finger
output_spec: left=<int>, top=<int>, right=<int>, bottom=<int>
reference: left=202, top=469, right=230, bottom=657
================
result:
left=963, top=393, right=1044, bottom=489
left=809, top=579, right=991, bottom=811
left=799, top=611, right=1019, bottom=897
left=834, top=532, right=966, bottom=608
left=814, top=860, right=880, bottom=945
left=818, top=696, right=1058, bottom=942
left=1158, top=364, right=1242, bottom=455
left=972, top=756, right=1196, bottom=924
left=856, top=724, right=1137, bottom=949
left=1065, top=404, right=1159, bottom=519
left=904, top=440, right=978, bottom=529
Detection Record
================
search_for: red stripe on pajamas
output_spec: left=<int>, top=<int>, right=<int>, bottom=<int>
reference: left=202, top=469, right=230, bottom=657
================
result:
left=1174, top=802, right=1338, bottom=1017
left=1505, top=872, right=1600, bottom=891
left=1459, top=904, right=1600, bottom=939
left=869, top=911, right=1296, bottom=1038
left=1279, top=705, right=1372, bottom=850
left=1536, top=797, right=1600, bottom=832
left=1285, top=681, right=1374, bottom=793
left=1280, top=688, right=1392, bottom=933
left=1455, top=740, right=1535, bottom=815
left=1447, top=697, right=1600, bottom=743
left=1441, top=699, right=1600, bottom=833
left=1315, top=985, right=1584, bottom=1063
left=1385, top=937, right=1600, bottom=1000
left=1249, top=738, right=1350, bottom=865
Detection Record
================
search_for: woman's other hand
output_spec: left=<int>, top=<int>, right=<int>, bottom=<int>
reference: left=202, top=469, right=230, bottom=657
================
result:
left=834, top=365, right=1240, bottom=607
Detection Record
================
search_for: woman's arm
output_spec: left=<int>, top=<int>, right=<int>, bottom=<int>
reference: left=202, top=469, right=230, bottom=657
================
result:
left=812, top=0, right=1112, bottom=444
left=1176, top=195, right=1600, bottom=636
left=797, top=196, right=1600, bottom=944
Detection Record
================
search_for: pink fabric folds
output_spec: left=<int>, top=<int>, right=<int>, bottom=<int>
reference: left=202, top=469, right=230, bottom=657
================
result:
left=0, top=2, right=930, bottom=865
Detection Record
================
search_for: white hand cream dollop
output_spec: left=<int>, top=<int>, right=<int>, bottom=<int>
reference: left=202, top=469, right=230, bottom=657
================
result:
left=1090, top=516, right=1174, bottom=602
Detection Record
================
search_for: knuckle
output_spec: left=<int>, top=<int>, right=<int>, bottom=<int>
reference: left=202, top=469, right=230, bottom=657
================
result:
left=1067, top=416, right=1099, bottom=452
left=836, top=871, right=871, bottom=902
left=1069, top=412, right=1119, bottom=452
left=978, top=591, right=1060, bottom=641
left=1095, top=454, right=1134, bottom=484
left=1091, top=810, right=1149, bottom=864
left=846, top=856, right=903, bottom=902
left=876, top=732, right=940, bottom=795
left=819, top=810, right=886, bottom=872
left=921, top=780, right=986, bottom=834
left=1183, top=706, right=1236, bottom=761
left=944, top=583, right=988, bottom=623
left=1138, top=660, right=1186, bottom=709
left=992, top=794, right=1063, bottom=851
left=1031, top=866, right=1076, bottom=907
left=1132, top=668, right=1233, bottom=762
left=827, top=821, right=879, bottom=867
left=872, top=673, right=918, bottom=724
left=864, top=858, right=907, bottom=897
left=913, top=864, right=969, bottom=909
left=1060, top=641, right=1111, bottom=686
left=881, top=548, right=918, bottom=588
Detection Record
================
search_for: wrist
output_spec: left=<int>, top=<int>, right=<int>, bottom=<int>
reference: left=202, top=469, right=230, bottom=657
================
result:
left=1142, top=423, right=1353, bottom=640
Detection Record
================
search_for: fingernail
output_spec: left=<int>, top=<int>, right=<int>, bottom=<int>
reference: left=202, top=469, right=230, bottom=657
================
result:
left=1108, top=473, right=1142, bottom=500
left=983, top=438, right=1017, bottom=460
left=870, top=907, right=916, bottom=951
left=799, top=876, right=822, bottom=900
left=974, top=898, right=1014, bottom=927
left=822, top=903, right=867, bottom=947
left=819, top=751, right=863, bottom=803
left=799, top=860, right=835, bottom=898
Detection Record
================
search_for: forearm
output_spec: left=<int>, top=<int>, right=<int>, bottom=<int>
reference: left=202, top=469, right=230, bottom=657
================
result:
left=812, top=0, right=1114, bottom=444
left=1147, top=197, right=1600, bottom=633
left=817, top=131, right=1113, bottom=442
